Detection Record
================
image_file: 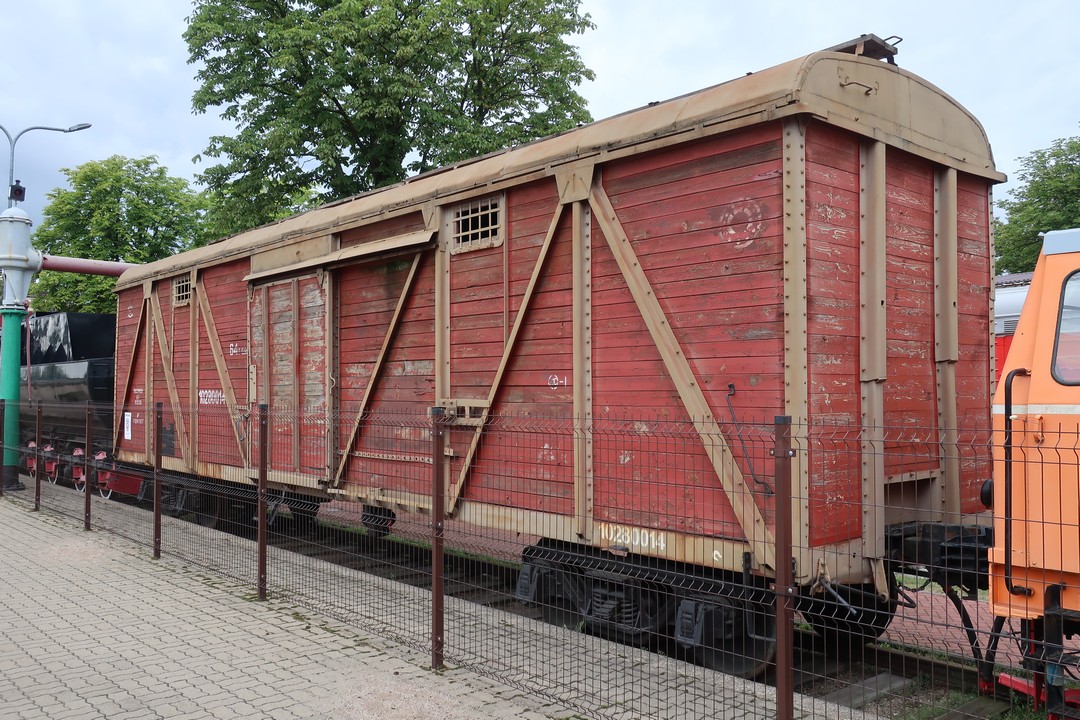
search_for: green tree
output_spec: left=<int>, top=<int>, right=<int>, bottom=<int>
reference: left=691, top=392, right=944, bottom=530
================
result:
left=30, top=155, right=209, bottom=313
left=184, top=0, right=595, bottom=236
left=996, top=134, right=1080, bottom=274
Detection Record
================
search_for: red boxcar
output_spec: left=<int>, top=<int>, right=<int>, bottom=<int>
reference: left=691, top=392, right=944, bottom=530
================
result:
left=111, top=38, right=1003, bottom=673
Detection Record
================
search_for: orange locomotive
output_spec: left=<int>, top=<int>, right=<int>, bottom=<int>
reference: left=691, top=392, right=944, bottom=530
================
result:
left=990, top=227, right=1080, bottom=718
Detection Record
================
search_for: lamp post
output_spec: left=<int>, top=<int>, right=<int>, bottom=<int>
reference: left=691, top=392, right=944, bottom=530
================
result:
left=2, top=123, right=92, bottom=207
left=0, top=121, right=91, bottom=490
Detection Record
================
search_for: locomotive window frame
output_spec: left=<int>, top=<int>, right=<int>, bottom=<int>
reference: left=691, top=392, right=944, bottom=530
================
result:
left=172, top=275, right=192, bottom=307
left=448, top=195, right=504, bottom=254
left=1052, top=269, right=1080, bottom=385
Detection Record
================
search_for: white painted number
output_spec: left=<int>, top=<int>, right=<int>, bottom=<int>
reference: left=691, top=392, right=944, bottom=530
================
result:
left=597, top=523, right=667, bottom=553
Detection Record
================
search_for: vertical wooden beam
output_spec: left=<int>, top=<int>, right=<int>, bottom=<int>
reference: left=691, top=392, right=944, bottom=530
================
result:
left=188, top=269, right=199, bottom=470
left=149, top=291, right=191, bottom=466
left=292, top=278, right=301, bottom=471
left=572, top=200, right=594, bottom=540
left=323, top=268, right=335, bottom=477
left=436, top=213, right=452, bottom=403
left=782, top=119, right=809, bottom=423
left=860, top=140, right=887, bottom=557
left=781, top=118, right=809, bottom=567
left=144, top=281, right=154, bottom=462
left=988, top=187, right=999, bottom=397
left=935, top=167, right=961, bottom=516
left=261, top=285, right=270, bottom=408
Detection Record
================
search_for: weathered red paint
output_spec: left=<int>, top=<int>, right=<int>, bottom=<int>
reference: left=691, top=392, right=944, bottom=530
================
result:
left=109, top=50, right=1000, bottom=581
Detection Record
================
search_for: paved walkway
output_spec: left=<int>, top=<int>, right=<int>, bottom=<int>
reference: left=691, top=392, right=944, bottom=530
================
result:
left=0, top=492, right=868, bottom=719
left=0, top=498, right=578, bottom=720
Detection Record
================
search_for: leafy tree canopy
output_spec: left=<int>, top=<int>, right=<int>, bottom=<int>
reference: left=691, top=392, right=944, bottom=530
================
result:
left=185, top=0, right=596, bottom=236
left=30, top=155, right=209, bottom=313
left=996, top=133, right=1080, bottom=274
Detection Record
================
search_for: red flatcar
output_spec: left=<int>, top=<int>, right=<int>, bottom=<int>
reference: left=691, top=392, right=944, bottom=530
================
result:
left=110, top=36, right=1003, bottom=675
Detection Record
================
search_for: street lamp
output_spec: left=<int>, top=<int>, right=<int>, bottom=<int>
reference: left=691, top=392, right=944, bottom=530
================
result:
left=1, top=122, right=92, bottom=207
left=0, top=121, right=90, bottom=490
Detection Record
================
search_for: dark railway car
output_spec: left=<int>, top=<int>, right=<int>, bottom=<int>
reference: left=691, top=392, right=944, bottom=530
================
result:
left=19, top=312, right=116, bottom=490
left=20, top=312, right=115, bottom=442
left=109, top=37, right=1003, bottom=675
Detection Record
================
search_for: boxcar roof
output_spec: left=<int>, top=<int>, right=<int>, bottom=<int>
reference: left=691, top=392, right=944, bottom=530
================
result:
left=116, top=50, right=1003, bottom=290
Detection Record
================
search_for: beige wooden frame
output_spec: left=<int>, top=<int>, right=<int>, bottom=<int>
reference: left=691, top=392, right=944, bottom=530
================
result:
left=860, top=139, right=888, bottom=559
left=149, top=289, right=191, bottom=466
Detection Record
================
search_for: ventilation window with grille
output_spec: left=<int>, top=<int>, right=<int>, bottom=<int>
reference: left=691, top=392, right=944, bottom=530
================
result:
left=173, top=276, right=191, bottom=306
left=450, top=195, right=504, bottom=254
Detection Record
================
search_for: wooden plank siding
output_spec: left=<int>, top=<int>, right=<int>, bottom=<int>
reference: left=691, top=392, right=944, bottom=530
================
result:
left=954, top=175, right=994, bottom=514
left=194, top=262, right=251, bottom=469
left=249, top=275, right=328, bottom=477
left=113, top=287, right=149, bottom=456
left=805, top=122, right=864, bottom=547
left=883, top=150, right=941, bottom=478
left=456, top=183, right=577, bottom=515
left=589, top=125, right=784, bottom=542
left=334, top=248, right=437, bottom=498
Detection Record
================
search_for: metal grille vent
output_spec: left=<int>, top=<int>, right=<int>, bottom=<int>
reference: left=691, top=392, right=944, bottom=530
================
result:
left=451, top=196, right=503, bottom=254
left=173, top=276, right=191, bottom=306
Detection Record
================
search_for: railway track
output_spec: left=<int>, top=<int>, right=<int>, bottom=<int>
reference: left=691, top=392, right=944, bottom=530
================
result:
left=15, top=479, right=1018, bottom=719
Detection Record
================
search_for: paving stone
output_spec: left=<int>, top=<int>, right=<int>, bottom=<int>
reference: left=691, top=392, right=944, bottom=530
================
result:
left=1, top=489, right=870, bottom=719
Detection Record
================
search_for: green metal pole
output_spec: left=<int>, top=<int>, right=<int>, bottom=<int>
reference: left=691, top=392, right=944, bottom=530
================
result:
left=1, top=306, right=24, bottom=489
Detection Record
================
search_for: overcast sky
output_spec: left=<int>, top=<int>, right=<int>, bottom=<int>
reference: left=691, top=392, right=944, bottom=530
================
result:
left=3, top=0, right=1078, bottom=229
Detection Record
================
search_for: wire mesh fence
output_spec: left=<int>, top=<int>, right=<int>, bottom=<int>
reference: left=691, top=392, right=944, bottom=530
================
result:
left=6, top=398, right=1080, bottom=719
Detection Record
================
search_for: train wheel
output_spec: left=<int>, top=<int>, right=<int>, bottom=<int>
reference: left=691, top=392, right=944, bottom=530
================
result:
left=192, top=490, right=223, bottom=529
left=699, top=601, right=777, bottom=679
left=799, top=575, right=898, bottom=655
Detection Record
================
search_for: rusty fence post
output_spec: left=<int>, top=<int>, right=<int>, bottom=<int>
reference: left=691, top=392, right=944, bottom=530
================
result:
left=257, top=403, right=269, bottom=601
left=773, top=416, right=795, bottom=720
left=431, top=407, right=446, bottom=670
left=153, top=403, right=163, bottom=559
left=83, top=402, right=92, bottom=530
left=34, top=403, right=42, bottom=511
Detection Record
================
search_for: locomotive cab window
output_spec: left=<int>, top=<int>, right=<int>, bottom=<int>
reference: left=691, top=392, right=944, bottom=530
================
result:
left=449, top=195, right=503, bottom=254
left=1053, top=271, right=1080, bottom=384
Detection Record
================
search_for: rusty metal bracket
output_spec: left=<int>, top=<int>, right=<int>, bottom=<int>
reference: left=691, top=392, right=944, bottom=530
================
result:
left=838, top=69, right=879, bottom=96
